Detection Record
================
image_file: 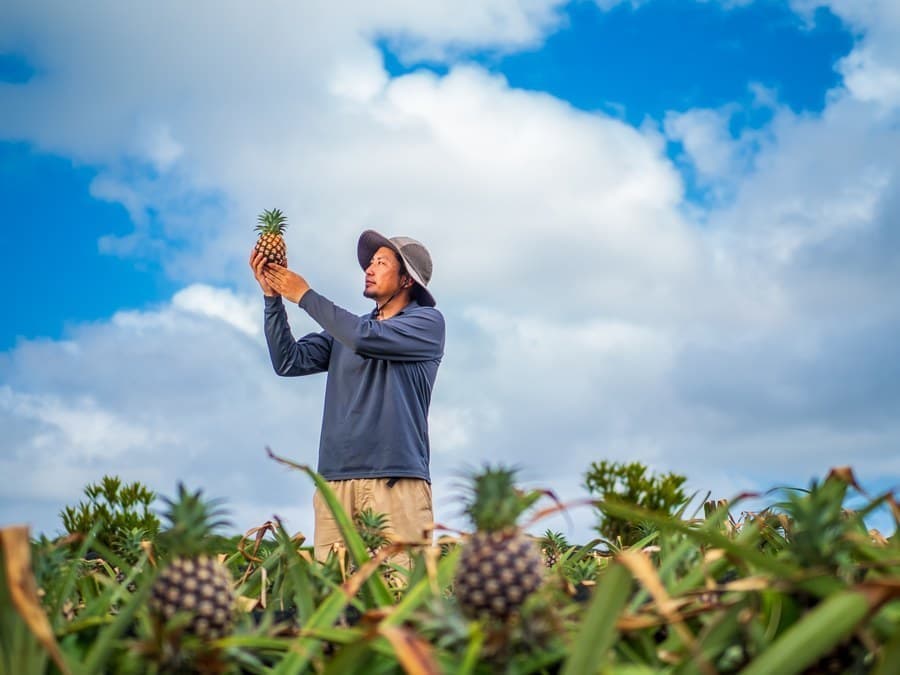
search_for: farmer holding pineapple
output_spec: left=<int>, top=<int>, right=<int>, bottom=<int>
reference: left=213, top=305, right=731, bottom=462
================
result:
left=249, top=213, right=444, bottom=565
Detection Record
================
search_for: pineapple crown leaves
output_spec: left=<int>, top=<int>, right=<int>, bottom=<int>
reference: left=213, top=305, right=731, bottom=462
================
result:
left=540, top=530, right=569, bottom=553
left=255, top=208, right=288, bottom=236
left=157, top=483, right=231, bottom=557
left=461, top=464, right=543, bottom=532
left=354, top=508, right=391, bottom=552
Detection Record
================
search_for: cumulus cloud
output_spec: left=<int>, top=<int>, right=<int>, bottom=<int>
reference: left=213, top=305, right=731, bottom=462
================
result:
left=839, top=47, right=900, bottom=109
left=0, top=285, right=330, bottom=536
left=2, top=0, right=900, bottom=541
left=172, top=284, right=261, bottom=337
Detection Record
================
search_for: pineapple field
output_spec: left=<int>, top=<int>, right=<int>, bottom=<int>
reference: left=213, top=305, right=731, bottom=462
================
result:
left=3, top=453, right=900, bottom=674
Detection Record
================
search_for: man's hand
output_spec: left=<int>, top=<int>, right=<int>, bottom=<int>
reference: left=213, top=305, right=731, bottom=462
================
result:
left=265, top=263, right=311, bottom=304
left=250, top=250, right=278, bottom=297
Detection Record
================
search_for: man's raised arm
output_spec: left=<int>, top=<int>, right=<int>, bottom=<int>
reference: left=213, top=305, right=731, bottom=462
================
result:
left=300, top=290, right=444, bottom=362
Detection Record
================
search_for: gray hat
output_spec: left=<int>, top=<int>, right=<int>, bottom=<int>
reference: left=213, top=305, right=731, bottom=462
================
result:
left=357, top=229, right=436, bottom=307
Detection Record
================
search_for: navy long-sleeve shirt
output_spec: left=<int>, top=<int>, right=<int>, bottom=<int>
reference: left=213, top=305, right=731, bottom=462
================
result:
left=264, top=290, right=445, bottom=482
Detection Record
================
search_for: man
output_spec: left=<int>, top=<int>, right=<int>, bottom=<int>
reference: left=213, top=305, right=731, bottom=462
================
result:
left=249, top=230, right=445, bottom=564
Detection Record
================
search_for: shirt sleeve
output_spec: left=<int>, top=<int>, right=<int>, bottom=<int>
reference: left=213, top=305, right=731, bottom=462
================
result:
left=264, top=295, right=332, bottom=375
left=299, top=289, right=444, bottom=361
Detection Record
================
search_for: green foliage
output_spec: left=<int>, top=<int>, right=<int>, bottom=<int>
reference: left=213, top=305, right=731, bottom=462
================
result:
left=772, top=474, right=870, bottom=575
left=354, top=508, right=390, bottom=554
left=584, top=459, right=688, bottom=547
left=59, top=475, right=159, bottom=551
left=8, top=463, right=900, bottom=674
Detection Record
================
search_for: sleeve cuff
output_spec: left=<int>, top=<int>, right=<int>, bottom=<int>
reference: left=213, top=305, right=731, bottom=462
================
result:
left=264, top=294, right=284, bottom=310
left=298, top=288, right=320, bottom=310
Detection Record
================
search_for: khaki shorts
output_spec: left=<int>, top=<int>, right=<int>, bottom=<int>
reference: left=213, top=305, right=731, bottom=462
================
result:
left=313, top=477, right=433, bottom=566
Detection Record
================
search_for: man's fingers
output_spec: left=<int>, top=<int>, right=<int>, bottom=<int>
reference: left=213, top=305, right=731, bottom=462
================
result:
left=254, top=256, right=272, bottom=276
left=251, top=253, right=268, bottom=274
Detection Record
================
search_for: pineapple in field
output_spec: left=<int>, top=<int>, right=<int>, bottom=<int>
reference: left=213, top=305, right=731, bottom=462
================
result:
left=149, top=484, right=235, bottom=642
left=354, top=508, right=390, bottom=557
left=254, top=208, right=288, bottom=267
left=454, top=466, right=544, bottom=621
left=540, top=530, right=569, bottom=568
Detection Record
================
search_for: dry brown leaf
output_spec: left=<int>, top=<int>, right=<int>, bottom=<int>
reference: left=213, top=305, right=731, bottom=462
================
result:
left=618, top=549, right=715, bottom=675
left=379, top=624, right=441, bottom=675
left=260, top=566, right=268, bottom=609
left=617, top=600, right=740, bottom=631
left=360, top=607, right=394, bottom=625
left=1, top=525, right=72, bottom=675
left=868, top=529, right=890, bottom=546
left=719, top=576, right=777, bottom=593
left=423, top=545, right=440, bottom=597
left=826, top=466, right=865, bottom=493
left=856, top=579, right=900, bottom=608
left=341, top=544, right=404, bottom=598
left=140, top=539, right=156, bottom=568
left=236, top=595, right=259, bottom=612
left=522, top=498, right=596, bottom=529
left=703, top=548, right=726, bottom=564
left=237, top=521, right=279, bottom=585
left=888, top=494, right=900, bottom=528
left=431, top=523, right=466, bottom=537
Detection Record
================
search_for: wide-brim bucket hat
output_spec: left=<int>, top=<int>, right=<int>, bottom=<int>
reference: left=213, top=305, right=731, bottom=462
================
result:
left=357, top=229, right=436, bottom=307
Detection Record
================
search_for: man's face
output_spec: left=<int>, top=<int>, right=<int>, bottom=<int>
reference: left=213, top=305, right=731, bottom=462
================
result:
left=364, top=246, right=406, bottom=301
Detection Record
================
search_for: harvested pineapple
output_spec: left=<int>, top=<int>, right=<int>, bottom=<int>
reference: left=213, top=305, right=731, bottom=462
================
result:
left=254, top=208, right=288, bottom=267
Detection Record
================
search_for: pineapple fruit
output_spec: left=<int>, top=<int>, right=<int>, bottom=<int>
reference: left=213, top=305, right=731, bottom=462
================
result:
left=454, top=466, right=544, bottom=621
left=254, top=208, right=288, bottom=267
left=149, top=484, right=235, bottom=641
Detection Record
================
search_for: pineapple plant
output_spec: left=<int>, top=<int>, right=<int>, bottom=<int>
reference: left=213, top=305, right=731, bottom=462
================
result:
left=540, top=530, right=569, bottom=568
left=354, top=508, right=390, bottom=557
left=149, top=484, right=235, bottom=642
left=254, top=208, right=288, bottom=267
left=454, top=466, right=545, bottom=621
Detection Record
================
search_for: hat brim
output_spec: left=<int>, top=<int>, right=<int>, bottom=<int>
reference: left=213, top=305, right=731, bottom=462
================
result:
left=357, top=229, right=396, bottom=270
left=357, top=229, right=436, bottom=307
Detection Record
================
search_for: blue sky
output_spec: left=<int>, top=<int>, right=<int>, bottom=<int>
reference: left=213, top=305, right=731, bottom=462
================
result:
left=384, top=1, right=852, bottom=118
left=2, top=0, right=899, bottom=539
left=2, top=1, right=853, bottom=350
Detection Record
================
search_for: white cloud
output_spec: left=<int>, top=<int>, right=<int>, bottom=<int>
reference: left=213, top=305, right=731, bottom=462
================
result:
left=0, top=288, right=328, bottom=535
left=90, top=175, right=149, bottom=228
left=665, top=108, right=739, bottom=180
left=138, top=122, right=184, bottom=171
left=172, top=284, right=260, bottom=337
left=0, top=387, right=175, bottom=463
left=839, top=47, right=900, bottom=109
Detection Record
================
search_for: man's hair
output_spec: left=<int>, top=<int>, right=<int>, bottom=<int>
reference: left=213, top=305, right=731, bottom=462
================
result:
left=390, top=248, right=422, bottom=297
left=391, top=249, right=410, bottom=279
